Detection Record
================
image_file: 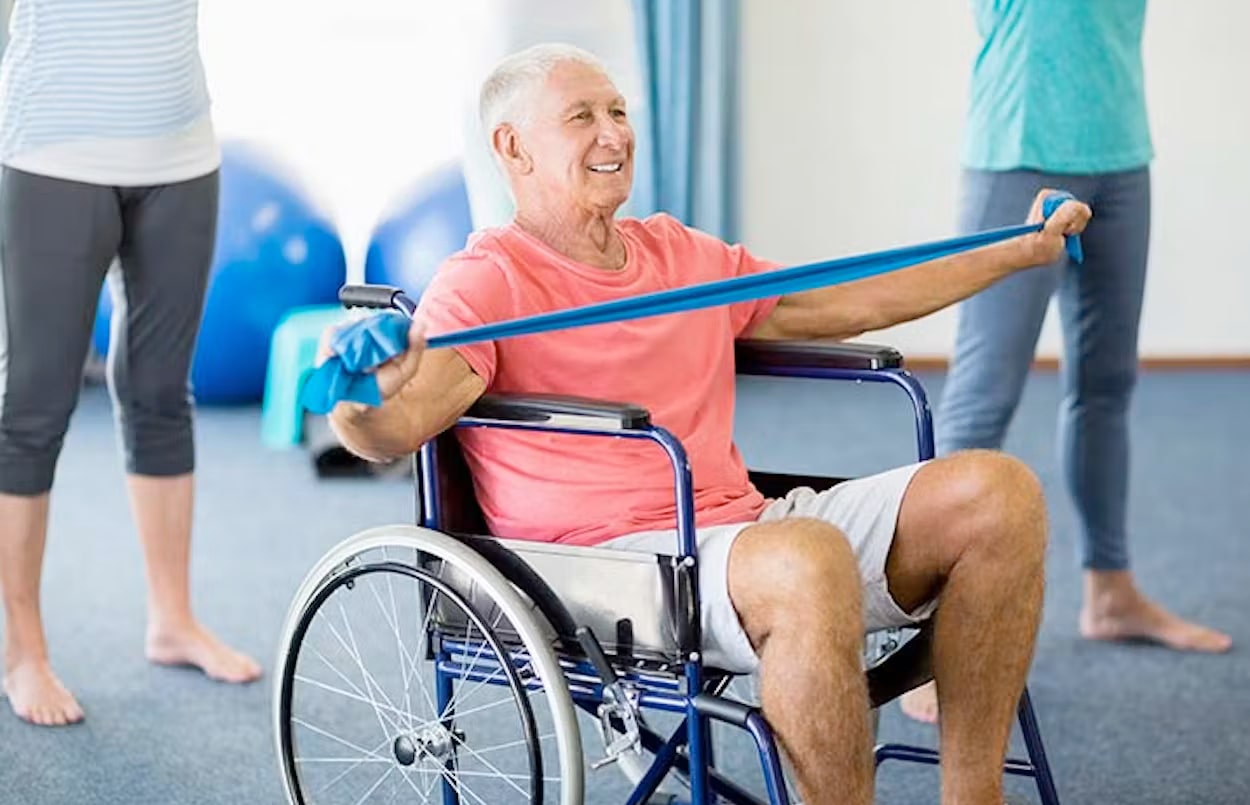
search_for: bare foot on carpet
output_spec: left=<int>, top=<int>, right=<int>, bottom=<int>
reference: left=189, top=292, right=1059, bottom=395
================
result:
left=3, top=659, right=84, bottom=726
left=1080, top=571, right=1231, bottom=652
left=146, top=621, right=263, bottom=683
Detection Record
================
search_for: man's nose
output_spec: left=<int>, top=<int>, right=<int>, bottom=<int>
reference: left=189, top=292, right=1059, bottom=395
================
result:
left=596, top=117, right=629, bottom=149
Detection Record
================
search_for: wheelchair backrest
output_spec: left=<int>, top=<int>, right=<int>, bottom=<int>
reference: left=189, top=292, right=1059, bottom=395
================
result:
left=421, top=430, right=488, bottom=535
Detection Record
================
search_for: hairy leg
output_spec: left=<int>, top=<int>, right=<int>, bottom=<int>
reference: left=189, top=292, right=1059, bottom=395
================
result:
left=884, top=451, right=1047, bottom=805
left=729, top=518, right=873, bottom=805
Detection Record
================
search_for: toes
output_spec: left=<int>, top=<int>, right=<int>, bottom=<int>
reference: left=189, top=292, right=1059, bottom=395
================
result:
left=225, top=655, right=263, bottom=684
left=1184, top=628, right=1232, bottom=654
left=240, top=658, right=264, bottom=682
left=5, top=672, right=84, bottom=727
left=22, top=701, right=78, bottom=727
left=202, top=650, right=262, bottom=684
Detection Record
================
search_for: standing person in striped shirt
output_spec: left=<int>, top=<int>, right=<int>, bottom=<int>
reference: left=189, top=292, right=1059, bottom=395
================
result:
left=0, top=0, right=261, bottom=727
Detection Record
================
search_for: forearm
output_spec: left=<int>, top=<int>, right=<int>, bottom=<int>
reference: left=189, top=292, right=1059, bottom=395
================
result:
left=328, top=399, right=426, bottom=464
left=760, top=238, right=1030, bottom=340
left=852, top=238, right=1030, bottom=331
left=326, top=348, right=487, bottom=463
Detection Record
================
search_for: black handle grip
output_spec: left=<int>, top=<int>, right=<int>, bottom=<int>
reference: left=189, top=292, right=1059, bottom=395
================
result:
left=338, top=284, right=419, bottom=318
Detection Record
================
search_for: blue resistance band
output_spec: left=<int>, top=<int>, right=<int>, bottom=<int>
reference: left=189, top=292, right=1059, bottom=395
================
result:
left=301, top=193, right=1082, bottom=415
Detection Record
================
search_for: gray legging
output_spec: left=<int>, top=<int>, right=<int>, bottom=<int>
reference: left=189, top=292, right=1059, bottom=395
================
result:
left=0, top=166, right=218, bottom=495
left=937, top=167, right=1151, bottom=571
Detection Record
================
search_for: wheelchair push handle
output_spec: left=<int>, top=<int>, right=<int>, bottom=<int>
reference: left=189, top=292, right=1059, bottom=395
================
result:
left=339, top=284, right=418, bottom=318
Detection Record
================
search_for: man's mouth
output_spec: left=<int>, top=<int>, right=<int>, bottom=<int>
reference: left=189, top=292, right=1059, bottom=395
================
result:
left=588, top=163, right=623, bottom=173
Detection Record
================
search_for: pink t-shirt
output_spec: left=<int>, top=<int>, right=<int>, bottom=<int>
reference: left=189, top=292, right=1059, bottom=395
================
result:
left=417, top=213, right=781, bottom=546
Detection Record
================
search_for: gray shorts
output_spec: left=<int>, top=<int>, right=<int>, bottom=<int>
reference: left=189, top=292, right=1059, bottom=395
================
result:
left=602, top=462, right=935, bottom=673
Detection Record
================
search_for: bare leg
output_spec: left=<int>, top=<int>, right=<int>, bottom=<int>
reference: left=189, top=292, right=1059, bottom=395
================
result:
left=729, top=518, right=873, bottom=805
left=884, top=451, right=1047, bottom=805
left=0, top=493, right=84, bottom=726
left=128, top=473, right=261, bottom=683
left=1080, top=570, right=1231, bottom=652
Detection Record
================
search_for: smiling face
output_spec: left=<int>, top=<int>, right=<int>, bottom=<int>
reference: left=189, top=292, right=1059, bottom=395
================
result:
left=499, top=60, right=635, bottom=217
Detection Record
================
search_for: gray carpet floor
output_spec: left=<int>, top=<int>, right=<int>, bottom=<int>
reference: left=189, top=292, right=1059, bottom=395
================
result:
left=0, top=369, right=1246, bottom=804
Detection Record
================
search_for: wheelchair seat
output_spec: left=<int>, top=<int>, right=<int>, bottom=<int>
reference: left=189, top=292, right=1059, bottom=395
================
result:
left=421, top=405, right=935, bottom=708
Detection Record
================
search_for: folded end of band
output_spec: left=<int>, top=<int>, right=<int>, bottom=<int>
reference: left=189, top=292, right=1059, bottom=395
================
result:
left=1042, top=190, right=1085, bottom=264
left=297, top=312, right=410, bottom=415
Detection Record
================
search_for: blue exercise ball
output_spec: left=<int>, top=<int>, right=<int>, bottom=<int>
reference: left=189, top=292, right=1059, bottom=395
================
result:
left=94, top=141, right=345, bottom=404
left=364, top=162, right=473, bottom=300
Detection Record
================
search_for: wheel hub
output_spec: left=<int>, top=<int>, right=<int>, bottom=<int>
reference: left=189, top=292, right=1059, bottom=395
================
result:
left=394, top=726, right=456, bottom=766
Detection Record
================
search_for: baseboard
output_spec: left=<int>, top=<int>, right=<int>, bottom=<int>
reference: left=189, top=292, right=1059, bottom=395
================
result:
left=903, top=356, right=1250, bottom=371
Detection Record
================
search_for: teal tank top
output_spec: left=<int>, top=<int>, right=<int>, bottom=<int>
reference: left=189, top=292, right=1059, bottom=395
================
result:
left=962, top=0, right=1152, bottom=174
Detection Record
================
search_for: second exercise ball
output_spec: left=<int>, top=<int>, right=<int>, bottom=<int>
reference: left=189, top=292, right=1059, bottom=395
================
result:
left=364, top=163, right=474, bottom=300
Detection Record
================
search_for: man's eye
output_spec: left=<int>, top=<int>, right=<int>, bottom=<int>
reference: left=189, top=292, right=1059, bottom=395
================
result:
left=572, top=111, right=592, bottom=122
left=611, top=109, right=627, bottom=119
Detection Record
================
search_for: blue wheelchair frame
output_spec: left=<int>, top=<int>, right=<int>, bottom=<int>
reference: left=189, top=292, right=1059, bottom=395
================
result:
left=370, top=286, right=1060, bottom=805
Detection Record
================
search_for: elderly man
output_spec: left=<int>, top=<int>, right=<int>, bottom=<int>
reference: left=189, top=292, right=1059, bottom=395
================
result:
left=327, top=44, right=1090, bottom=805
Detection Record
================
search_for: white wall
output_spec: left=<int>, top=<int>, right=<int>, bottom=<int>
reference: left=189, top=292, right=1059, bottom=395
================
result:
left=741, top=2, right=1250, bottom=359
left=199, top=0, right=480, bottom=281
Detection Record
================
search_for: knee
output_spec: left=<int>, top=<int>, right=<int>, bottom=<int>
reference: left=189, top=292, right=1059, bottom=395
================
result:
left=110, top=362, right=193, bottom=417
left=1070, top=359, right=1138, bottom=406
left=732, top=518, right=863, bottom=631
left=937, top=450, right=1047, bottom=561
left=0, top=397, right=75, bottom=494
left=110, top=360, right=194, bottom=437
left=111, top=374, right=195, bottom=476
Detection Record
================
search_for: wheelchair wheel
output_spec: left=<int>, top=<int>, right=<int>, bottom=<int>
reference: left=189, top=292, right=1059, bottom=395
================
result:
left=275, top=526, right=584, bottom=805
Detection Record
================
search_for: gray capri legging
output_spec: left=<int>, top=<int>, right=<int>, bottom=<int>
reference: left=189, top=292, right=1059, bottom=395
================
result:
left=0, top=166, right=219, bottom=495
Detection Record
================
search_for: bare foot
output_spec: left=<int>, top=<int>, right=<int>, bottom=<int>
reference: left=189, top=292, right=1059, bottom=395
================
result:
left=1080, top=597, right=1232, bottom=651
left=3, top=660, right=84, bottom=726
left=898, top=680, right=939, bottom=724
left=146, top=622, right=263, bottom=683
left=1080, top=570, right=1232, bottom=653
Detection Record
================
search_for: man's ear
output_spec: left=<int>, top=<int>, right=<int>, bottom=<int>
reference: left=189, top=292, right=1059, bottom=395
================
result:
left=492, top=124, right=532, bottom=175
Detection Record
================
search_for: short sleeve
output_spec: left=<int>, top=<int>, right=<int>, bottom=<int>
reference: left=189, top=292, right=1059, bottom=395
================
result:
left=415, top=255, right=508, bottom=387
left=725, top=242, right=783, bottom=338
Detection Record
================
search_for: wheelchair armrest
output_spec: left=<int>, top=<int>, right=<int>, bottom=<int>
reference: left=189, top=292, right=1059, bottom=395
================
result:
left=463, top=393, right=651, bottom=432
left=735, top=339, right=904, bottom=374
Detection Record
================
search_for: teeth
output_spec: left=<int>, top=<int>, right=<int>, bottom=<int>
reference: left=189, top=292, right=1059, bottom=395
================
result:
left=589, top=163, right=621, bottom=173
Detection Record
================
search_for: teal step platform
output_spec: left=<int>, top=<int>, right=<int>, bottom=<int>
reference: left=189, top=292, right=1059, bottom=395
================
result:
left=261, top=305, right=350, bottom=448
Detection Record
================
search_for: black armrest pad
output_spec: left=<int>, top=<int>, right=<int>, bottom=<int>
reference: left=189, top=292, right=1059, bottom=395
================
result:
left=735, top=339, right=903, bottom=373
left=463, top=393, right=651, bottom=431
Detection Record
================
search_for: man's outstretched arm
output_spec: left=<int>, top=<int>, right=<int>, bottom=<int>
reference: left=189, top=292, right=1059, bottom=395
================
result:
left=750, top=192, right=1092, bottom=342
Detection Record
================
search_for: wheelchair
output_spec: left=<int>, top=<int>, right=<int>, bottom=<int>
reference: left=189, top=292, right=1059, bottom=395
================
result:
left=274, top=284, right=1062, bottom=805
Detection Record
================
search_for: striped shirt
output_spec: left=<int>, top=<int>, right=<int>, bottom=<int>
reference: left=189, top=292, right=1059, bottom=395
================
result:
left=0, top=0, right=219, bottom=185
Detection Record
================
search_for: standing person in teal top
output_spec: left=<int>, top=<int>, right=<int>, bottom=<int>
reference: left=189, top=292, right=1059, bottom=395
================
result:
left=901, top=0, right=1231, bottom=725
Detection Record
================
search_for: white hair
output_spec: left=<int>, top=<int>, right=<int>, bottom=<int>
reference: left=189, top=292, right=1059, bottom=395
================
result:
left=478, top=43, right=610, bottom=136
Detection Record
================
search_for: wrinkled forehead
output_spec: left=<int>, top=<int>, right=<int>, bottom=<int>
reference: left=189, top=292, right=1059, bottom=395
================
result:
left=534, top=61, right=626, bottom=117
